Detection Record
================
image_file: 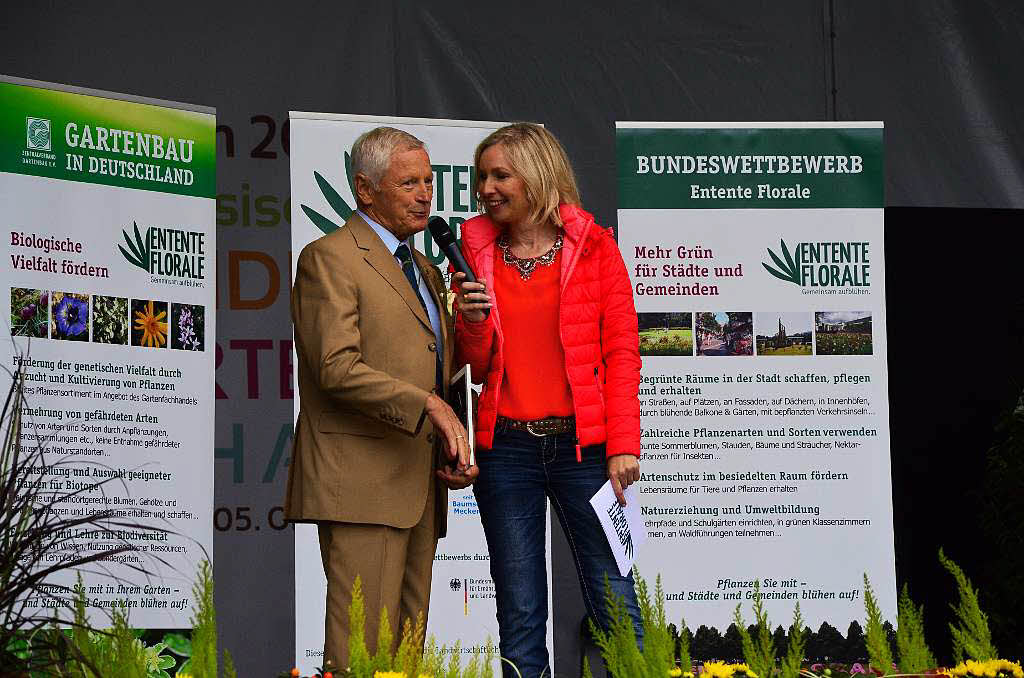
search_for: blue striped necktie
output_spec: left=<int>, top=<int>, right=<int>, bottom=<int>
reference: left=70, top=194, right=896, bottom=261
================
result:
left=395, top=243, right=427, bottom=310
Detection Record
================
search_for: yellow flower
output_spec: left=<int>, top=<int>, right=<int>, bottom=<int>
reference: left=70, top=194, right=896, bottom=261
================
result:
left=950, top=660, right=1024, bottom=678
left=701, top=661, right=726, bottom=678
left=373, top=672, right=407, bottom=678
left=702, top=662, right=735, bottom=678
left=134, top=300, right=167, bottom=347
left=701, top=662, right=759, bottom=678
left=991, top=660, right=1024, bottom=678
left=733, top=663, right=757, bottom=678
left=670, top=668, right=683, bottom=677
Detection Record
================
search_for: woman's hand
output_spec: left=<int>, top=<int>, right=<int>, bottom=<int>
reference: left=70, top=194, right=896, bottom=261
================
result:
left=607, top=454, right=640, bottom=506
left=453, top=271, right=491, bottom=323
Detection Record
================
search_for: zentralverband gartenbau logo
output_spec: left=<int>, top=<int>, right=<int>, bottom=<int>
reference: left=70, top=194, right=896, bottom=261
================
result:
left=763, top=240, right=870, bottom=288
left=119, top=221, right=206, bottom=280
left=26, top=118, right=52, bottom=151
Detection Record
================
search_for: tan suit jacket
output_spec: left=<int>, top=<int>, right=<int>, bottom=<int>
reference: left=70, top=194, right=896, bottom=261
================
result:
left=285, top=212, right=454, bottom=535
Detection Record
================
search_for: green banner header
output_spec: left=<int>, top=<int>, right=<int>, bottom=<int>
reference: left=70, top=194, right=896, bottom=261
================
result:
left=617, top=126, right=883, bottom=209
left=0, top=81, right=215, bottom=198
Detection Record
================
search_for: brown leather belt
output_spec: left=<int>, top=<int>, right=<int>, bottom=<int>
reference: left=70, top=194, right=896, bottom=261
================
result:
left=496, top=415, right=575, bottom=437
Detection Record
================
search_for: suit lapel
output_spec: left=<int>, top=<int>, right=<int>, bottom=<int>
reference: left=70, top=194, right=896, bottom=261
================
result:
left=347, top=214, right=432, bottom=332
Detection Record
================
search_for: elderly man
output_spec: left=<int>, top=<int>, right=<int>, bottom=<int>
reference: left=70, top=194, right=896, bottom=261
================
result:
left=286, top=126, right=477, bottom=670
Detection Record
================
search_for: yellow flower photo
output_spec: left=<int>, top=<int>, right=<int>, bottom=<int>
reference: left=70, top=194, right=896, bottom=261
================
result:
left=132, top=299, right=169, bottom=348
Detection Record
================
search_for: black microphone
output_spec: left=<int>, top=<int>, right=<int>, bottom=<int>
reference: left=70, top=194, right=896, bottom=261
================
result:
left=427, top=216, right=489, bottom=318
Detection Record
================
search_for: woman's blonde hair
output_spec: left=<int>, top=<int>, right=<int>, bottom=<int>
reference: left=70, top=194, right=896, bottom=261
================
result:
left=474, top=123, right=581, bottom=227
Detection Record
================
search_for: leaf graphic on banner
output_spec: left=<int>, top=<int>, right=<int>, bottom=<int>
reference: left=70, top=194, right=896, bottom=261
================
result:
left=119, top=221, right=150, bottom=271
left=314, top=171, right=353, bottom=221
left=344, top=152, right=357, bottom=200
left=780, top=239, right=799, bottom=273
left=765, top=247, right=793, bottom=277
left=301, top=171, right=354, bottom=235
left=301, top=205, right=341, bottom=235
left=763, top=240, right=801, bottom=285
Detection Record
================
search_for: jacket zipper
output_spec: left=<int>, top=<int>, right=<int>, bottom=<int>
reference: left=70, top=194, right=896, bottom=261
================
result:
left=560, top=222, right=592, bottom=462
left=467, top=239, right=504, bottom=444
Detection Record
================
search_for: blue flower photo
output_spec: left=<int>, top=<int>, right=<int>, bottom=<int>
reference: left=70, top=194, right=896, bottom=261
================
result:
left=50, top=292, right=90, bottom=342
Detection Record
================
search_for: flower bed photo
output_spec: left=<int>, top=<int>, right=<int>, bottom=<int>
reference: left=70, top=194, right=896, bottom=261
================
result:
left=814, top=312, right=872, bottom=355
left=640, top=328, right=695, bottom=356
left=639, top=312, right=694, bottom=356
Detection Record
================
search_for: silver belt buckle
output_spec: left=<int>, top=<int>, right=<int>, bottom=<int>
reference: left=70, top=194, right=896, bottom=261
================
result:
left=525, top=421, right=547, bottom=437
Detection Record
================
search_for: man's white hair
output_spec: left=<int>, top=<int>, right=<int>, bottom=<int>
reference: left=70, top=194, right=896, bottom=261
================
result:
left=351, top=127, right=426, bottom=188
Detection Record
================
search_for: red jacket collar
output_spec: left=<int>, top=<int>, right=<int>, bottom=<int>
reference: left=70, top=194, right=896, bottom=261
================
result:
left=460, top=204, right=597, bottom=257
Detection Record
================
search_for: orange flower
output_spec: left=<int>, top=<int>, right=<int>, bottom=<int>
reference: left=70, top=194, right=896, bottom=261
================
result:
left=134, top=300, right=167, bottom=347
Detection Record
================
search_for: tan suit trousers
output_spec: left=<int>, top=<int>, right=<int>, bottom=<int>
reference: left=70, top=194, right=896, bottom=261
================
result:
left=318, top=479, right=437, bottom=671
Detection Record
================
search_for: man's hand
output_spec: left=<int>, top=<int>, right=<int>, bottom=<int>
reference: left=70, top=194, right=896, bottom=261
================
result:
left=607, top=454, right=640, bottom=506
left=425, top=392, right=471, bottom=470
left=425, top=392, right=478, bottom=489
left=437, top=464, right=479, bottom=490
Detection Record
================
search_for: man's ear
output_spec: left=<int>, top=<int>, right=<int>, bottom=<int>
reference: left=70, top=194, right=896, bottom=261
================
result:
left=354, top=173, right=375, bottom=207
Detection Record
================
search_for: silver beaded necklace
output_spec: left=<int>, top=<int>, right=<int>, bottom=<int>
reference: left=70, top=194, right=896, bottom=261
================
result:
left=497, top=233, right=564, bottom=280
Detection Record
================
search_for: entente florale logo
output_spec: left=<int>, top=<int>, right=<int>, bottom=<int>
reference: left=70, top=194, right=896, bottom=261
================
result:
left=763, top=240, right=870, bottom=288
left=119, top=221, right=206, bottom=279
left=300, top=152, right=357, bottom=235
left=26, top=117, right=52, bottom=151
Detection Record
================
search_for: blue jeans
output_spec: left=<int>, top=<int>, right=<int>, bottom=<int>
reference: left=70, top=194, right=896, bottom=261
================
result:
left=473, top=427, right=643, bottom=678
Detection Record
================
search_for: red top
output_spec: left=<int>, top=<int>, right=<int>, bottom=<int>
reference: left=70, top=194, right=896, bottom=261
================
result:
left=492, top=246, right=574, bottom=420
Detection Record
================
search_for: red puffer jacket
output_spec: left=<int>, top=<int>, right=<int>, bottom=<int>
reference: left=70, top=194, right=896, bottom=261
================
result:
left=454, top=204, right=642, bottom=460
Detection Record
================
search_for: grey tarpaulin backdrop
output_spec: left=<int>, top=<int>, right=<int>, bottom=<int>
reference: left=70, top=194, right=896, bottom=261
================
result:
left=3, top=2, right=1022, bottom=675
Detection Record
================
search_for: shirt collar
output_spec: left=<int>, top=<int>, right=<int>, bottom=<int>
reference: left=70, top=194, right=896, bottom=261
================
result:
left=357, top=209, right=410, bottom=255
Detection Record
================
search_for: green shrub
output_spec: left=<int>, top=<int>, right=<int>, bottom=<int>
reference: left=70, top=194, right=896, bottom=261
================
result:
left=779, top=604, right=806, bottom=678
left=863, top=573, right=894, bottom=674
left=940, top=548, right=998, bottom=663
left=895, top=584, right=935, bottom=672
left=588, top=571, right=674, bottom=678
left=734, top=581, right=774, bottom=678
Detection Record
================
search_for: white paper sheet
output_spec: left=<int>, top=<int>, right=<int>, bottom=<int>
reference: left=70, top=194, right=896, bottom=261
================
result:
left=590, top=481, right=648, bottom=577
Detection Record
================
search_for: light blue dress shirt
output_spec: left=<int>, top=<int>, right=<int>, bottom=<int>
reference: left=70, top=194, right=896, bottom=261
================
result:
left=357, top=210, right=444, bottom=354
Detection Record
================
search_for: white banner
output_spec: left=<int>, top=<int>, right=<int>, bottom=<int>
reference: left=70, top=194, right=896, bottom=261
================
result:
left=288, top=112, right=553, bottom=673
left=1, top=75, right=216, bottom=627
left=616, top=122, right=897, bottom=633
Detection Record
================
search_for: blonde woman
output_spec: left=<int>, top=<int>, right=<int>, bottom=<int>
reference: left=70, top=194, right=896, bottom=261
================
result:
left=453, top=123, right=643, bottom=677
